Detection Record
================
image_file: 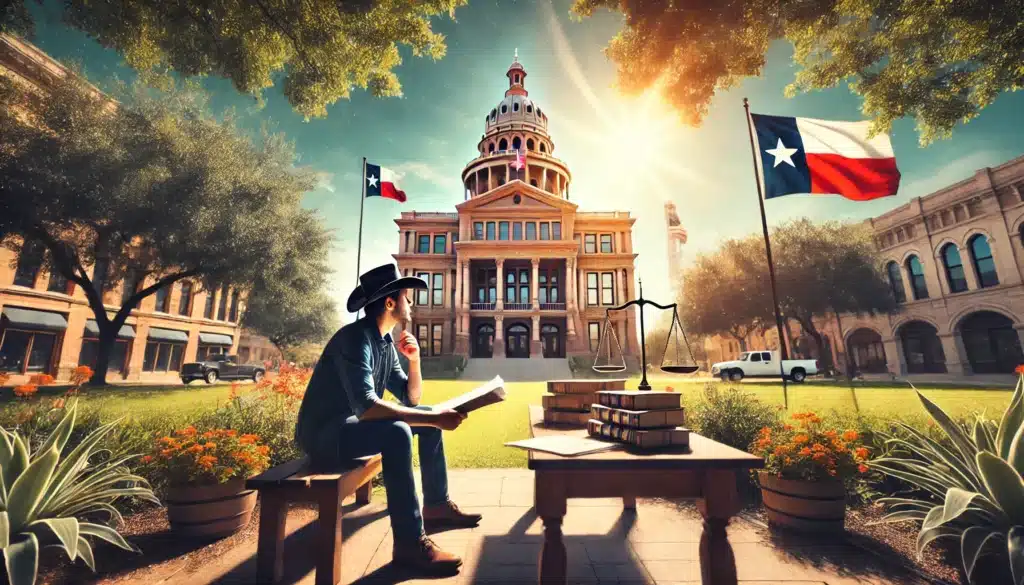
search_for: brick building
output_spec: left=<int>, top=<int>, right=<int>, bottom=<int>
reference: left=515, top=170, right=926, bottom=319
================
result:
left=702, top=154, right=1024, bottom=377
left=0, top=34, right=246, bottom=385
left=393, top=53, right=640, bottom=362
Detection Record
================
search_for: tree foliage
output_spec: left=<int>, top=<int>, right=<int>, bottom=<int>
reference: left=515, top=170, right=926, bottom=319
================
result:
left=0, top=72, right=322, bottom=384
left=242, top=212, right=338, bottom=350
left=677, top=218, right=897, bottom=364
left=678, top=236, right=774, bottom=350
left=571, top=0, right=1024, bottom=144
left=2, top=0, right=466, bottom=118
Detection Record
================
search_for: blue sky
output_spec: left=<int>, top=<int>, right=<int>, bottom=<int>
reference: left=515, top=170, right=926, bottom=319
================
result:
left=25, top=0, right=1024, bottom=325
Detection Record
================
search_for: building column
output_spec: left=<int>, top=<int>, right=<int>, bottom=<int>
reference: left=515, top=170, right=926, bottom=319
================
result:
left=494, top=315, right=505, bottom=358
left=525, top=163, right=531, bottom=185
left=496, top=258, right=504, bottom=310
left=455, top=259, right=463, bottom=309
left=463, top=261, right=471, bottom=308
left=531, top=314, right=542, bottom=356
left=939, top=333, right=967, bottom=375
left=565, top=257, right=577, bottom=339
left=487, top=167, right=494, bottom=191
left=532, top=258, right=540, bottom=309
left=882, top=336, right=904, bottom=375
left=541, top=168, right=547, bottom=192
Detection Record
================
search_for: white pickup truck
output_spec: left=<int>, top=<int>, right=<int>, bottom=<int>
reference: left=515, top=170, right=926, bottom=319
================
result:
left=711, top=350, right=819, bottom=383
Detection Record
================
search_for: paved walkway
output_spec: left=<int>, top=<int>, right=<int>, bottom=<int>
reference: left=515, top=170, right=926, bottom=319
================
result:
left=94, top=469, right=932, bottom=585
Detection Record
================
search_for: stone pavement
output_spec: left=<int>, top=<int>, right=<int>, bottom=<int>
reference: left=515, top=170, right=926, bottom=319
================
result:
left=118, top=469, right=932, bottom=585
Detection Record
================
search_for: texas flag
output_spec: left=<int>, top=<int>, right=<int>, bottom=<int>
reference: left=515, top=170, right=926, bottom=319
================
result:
left=750, top=114, right=901, bottom=201
left=364, top=162, right=407, bottom=203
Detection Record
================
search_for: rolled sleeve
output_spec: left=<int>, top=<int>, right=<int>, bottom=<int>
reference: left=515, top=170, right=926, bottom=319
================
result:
left=387, top=345, right=410, bottom=405
left=332, top=338, right=378, bottom=417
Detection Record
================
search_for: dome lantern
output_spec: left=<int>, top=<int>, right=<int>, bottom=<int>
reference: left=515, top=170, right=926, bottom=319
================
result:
left=505, top=48, right=527, bottom=97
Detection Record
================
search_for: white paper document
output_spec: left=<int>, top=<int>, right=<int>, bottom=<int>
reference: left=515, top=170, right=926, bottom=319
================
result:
left=505, top=435, right=620, bottom=457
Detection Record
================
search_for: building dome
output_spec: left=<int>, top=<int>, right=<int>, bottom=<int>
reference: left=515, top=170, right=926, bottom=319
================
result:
left=483, top=49, right=549, bottom=132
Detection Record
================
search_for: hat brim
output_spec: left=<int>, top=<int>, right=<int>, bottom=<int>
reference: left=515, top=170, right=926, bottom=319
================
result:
left=346, top=276, right=428, bottom=313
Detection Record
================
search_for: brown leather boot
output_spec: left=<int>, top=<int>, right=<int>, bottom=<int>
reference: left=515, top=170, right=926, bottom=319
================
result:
left=392, top=535, right=462, bottom=574
left=423, top=499, right=483, bottom=528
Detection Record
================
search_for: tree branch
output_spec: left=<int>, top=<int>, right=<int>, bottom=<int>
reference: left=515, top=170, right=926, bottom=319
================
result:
left=113, top=268, right=202, bottom=325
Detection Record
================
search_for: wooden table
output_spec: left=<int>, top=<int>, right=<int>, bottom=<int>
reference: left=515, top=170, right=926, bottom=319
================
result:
left=526, top=405, right=763, bottom=585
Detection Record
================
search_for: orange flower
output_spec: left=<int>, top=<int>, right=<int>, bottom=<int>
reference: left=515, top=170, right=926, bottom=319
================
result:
left=52, top=398, right=66, bottom=409
left=842, top=430, right=859, bottom=442
left=783, top=424, right=794, bottom=431
left=799, top=447, right=812, bottom=456
left=13, top=384, right=38, bottom=398
left=858, top=464, right=869, bottom=474
left=70, top=365, right=93, bottom=386
left=1016, top=364, right=1024, bottom=374
left=224, top=467, right=235, bottom=477
left=793, top=434, right=809, bottom=445
left=140, top=455, right=153, bottom=464
left=855, top=447, right=870, bottom=460
left=188, top=444, right=204, bottom=453
left=28, top=374, right=55, bottom=386
left=204, top=442, right=216, bottom=450
left=197, top=455, right=217, bottom=469
left=239, top=434, right=260, bottom=444
left=0, top=372, right=10, bottom=386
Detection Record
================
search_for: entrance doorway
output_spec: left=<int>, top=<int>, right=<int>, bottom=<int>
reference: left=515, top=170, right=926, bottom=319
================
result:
left=847, top=328, right=888, bottom=374
left=506, top=324, right=530, bottom=358
left=473, top=324, right=494, bottom=358
left=541, top=324, right=561, bottom=358
left=960, top=311, right=1023, bottom=374
left=899, top=321, right=946, bottom=374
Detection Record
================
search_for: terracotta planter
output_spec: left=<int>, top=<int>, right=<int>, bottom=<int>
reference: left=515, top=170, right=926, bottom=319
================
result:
left=165, top=477, right=256, bottom=539
left=758, top=471, right=846, bottom=533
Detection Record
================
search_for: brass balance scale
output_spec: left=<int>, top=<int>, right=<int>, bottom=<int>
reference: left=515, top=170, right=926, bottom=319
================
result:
left=591, top=278, right=698, bottom=390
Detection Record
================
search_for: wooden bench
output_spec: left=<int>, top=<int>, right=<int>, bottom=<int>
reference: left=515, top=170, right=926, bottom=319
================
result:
left=246, top=455, right=383, bottom=585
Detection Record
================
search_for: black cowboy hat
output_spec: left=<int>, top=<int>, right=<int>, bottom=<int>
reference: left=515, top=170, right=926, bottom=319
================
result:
left=346, top=263, right=427, bottom=313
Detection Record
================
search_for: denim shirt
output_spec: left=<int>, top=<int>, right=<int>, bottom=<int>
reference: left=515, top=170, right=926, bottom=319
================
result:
left=294, top=316, right=410, bottom=452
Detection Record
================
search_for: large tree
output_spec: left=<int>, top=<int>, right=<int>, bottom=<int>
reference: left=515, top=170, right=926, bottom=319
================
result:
left=771, top=218, right=897, bottom=370
left=0, top=73, right=320, bottom=384
left=241, top=212, right=338, bottom=351
left=571, top=0, right=1022, bottom=144
left=678, top=237, right=774, bottom=351
left=2, top=0, right=466, bottom=118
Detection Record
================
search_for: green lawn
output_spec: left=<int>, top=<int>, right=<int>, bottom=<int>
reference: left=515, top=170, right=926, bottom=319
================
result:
left=2, top=377, right=1015, bottom=468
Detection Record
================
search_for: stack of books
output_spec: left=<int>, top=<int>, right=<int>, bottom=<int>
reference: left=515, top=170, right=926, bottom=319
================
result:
left=541, top=379, right=626, bottom=425
left=587, top=391, right=690, bottom=449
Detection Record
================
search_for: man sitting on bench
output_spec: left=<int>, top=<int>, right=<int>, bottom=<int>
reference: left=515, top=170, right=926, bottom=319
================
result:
left=295, top=263, right=481, bottom=575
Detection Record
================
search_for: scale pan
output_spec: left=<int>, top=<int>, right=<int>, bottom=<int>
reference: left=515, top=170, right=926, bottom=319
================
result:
left=592, top=365, right=627, bottom=373
left=660, top=365, right=699, bottom=374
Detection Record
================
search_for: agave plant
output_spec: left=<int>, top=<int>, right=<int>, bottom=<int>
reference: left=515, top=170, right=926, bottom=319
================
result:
left=0, top=400, right=159, bottom=585
left=870, top=380, right=1024, bottom=584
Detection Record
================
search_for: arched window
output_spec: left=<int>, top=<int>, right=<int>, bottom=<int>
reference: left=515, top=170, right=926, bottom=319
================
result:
left=536, top=108, right=542, bottom=117
left=886, top=261, right=906, bottom=303
left=498, top=138, right=508, bottom=150
left=942, top=243, right=969, bottom=293
left=490, top=109, right=496, bottom=120
left=12, top=240, right=44, bottom=288
left=514, top=74, right=520, bottom=84
left=501, top=104, right=507, bottom=114
left=539, top=143, right=547, bottom=153
left=488, top=142, right=495, bottom=153
left=969, top=234, right=999, bottom=287
left=526, top=138, right=535, bottom=150
left=513, top=102, right=519, bottom=112
left=526, top=104, right=533, bottom=113
left=905, top=255, right=929, bottom=300
left=512, top=136, right=522, bottom=150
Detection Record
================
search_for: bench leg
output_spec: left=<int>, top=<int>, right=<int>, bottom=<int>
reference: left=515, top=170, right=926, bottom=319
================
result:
left=256, top=492, right=287, bottom=584
left=355, top=481, right=372, bottom=506
left=316, top=489, right=343, bottom=585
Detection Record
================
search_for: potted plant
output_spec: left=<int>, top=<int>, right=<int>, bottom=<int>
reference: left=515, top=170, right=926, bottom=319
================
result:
left=143, top=427, right=270, bottom=539
left=751, top=412, right=870, bottom=533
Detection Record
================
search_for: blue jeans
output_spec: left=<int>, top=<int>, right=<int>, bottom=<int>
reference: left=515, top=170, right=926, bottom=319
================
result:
left=310, top=409, right=449, bottom=544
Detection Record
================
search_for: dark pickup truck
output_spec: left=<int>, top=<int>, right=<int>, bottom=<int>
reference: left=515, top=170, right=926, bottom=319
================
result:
left=180, top=354, right=266, bottom=385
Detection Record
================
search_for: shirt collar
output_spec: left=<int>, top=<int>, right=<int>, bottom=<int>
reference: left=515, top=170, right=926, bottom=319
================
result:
left=361, top=315, right=394, bottom=345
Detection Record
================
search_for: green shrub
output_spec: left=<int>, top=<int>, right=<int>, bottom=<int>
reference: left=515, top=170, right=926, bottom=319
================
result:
left=0, top=400, right=158, bottom=585
left=689, top=383, right=780, bottom=451
left=869, top=380, right=1024, bottom=585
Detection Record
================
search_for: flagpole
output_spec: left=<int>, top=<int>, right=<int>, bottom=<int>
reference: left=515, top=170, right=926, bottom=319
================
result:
left=356, top=156, right=367, bottom=318
left=743, top=97, right=790, bottom=409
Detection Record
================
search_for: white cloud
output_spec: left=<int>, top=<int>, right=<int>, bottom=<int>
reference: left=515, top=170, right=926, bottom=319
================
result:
left=315, top=171, right=336, bottom=193
left=389, top=160, right=462, bottom=192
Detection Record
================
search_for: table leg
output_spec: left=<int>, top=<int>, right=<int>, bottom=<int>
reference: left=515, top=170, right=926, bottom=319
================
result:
left=535, top=471, right=568, bottom=585
left=622, top=495, right=636, bottom=510
left=696, top=470, right=739, bottom=585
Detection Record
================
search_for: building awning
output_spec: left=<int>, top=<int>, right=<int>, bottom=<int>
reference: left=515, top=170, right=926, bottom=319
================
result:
left=1, top=307, right=68, bottom=332
left=148, top=327, right=189, bottom=343
left=84, top=320, right=136, bottom=340
left=199, top=332, right=234, bottom=346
